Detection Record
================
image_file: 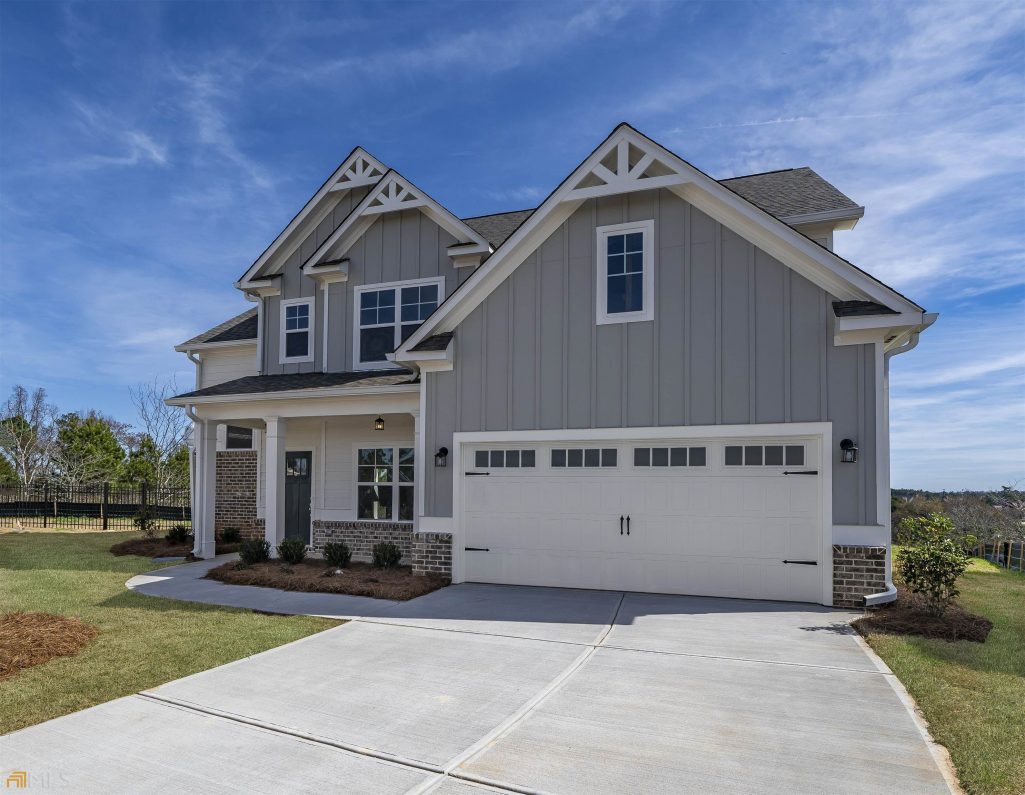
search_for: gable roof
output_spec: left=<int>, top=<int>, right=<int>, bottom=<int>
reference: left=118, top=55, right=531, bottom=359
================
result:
left=176, top=308, right=257, bottom=350
left=237, top=147, right=387, bottom=288
left=720, top=167, right=862, bottom=222
left=300, top=170, right=491, bottom=274
left=396, top=122, right=925, bottom=359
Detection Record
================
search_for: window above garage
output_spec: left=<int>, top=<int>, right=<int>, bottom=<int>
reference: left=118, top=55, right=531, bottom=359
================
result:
left=596, top=220, right=654, bottom=325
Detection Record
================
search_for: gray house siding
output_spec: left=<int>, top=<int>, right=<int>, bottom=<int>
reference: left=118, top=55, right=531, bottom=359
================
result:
left=424, top=188, right=877, bottom=525
left=262, top=196, right=469, bottom=373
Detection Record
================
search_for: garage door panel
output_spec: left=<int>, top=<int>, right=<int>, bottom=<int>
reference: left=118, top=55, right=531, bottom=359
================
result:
left=463, top=436, right=825, bottom=603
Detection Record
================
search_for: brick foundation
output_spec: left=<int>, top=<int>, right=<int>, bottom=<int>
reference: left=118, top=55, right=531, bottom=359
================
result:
left=832, top=545, right=887, bottom=608
left=214, top=451, right=261, bottom=538
left=312, top=520, right=413, bottom=562
left=412, top=532, right=453, bottom=578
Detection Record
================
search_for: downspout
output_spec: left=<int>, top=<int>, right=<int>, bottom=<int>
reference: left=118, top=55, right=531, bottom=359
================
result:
left=186, top=350, right=202, bottom=391
left=864, top=322, right=931, bottom=607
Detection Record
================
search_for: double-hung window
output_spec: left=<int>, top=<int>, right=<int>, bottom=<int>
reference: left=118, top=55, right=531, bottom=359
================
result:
left=596, top=220, right=654, bottom=324
left=356, top=447, right=415, bottom=521
left=280, top=298, right=314, bottom=363
left=355, top=277, right=442, bottom=368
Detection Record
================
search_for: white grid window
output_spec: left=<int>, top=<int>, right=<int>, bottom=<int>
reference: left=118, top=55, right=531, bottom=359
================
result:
left=354, top=278, right=443, bottom=368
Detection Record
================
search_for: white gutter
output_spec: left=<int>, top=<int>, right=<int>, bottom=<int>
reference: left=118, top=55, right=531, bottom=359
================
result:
left=864, top=318, right=934, bottom=607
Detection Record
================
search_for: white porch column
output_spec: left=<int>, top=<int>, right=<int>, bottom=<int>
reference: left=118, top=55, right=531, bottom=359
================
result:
left=195, top=420, right=218, bottom=559
left=264, top=416, right=287, bottom=555
left=411, top=408, right=422, bottom=531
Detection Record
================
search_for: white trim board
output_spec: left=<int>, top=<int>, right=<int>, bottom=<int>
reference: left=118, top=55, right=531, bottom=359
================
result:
left=397, top=123, right=925, bottom=357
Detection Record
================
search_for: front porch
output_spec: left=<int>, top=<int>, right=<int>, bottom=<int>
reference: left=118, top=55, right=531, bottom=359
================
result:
left=178, top=383, right=450, bottom=573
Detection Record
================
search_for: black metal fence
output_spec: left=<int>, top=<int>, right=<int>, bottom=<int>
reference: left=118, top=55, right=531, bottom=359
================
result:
left=0, top=483, right=191, bottom=531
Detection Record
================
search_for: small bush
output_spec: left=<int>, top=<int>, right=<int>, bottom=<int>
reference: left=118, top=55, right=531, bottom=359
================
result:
left=132, top=505, right=159, bottom=538
left=277, top=537, right=307, bottom=565
left=372, top=541, right=402, bottom=568
left=238, top=538, right=270, bottom=566
left=896, top=513, right=972, bottom=616
left=165, top=524, right=193, bottom=545
left=323, top=541, right=352, bottom=569
left=219, top=527, right=241, bottom=543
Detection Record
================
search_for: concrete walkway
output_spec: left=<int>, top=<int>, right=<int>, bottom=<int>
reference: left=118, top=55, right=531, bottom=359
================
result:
left=2, top=566, right=957, bottom=794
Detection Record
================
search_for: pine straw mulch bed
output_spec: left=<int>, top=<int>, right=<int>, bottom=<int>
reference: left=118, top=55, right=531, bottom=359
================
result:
left=109, top=537, right=241, bottom=559
left=852, top=586, right=993, bottom=643
left=0, top=612, right=100, bottom=680
left=206, top=560, right=449, bottom=601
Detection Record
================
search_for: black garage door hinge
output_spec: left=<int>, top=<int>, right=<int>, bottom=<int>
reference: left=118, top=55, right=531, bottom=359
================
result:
left=782, top=559, right=818, bottom=565
left=465, top=472, right=491, bottom=476
left=782, top=470, right=818, bottom=476
left=464, top=547, right=490, bottom=552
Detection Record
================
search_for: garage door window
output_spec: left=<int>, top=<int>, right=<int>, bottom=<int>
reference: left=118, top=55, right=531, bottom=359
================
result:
left=473, top=449, right=536, bottom=469
left=357, top=447, right=414, bottom=521
left=725, top=444, right=804, bottom=467
left=551, top=448, right=618, bottom=468
left=633, top=446, right=706, bottom=467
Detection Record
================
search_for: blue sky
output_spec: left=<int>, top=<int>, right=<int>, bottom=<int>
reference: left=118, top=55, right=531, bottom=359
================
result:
left=1, top=0, right=1022, bottom=490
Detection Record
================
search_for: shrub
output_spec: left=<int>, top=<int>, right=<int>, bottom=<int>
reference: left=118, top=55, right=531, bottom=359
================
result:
left=323, top=541, right=352, bottom=569
left=372, top=541, right=402, bottom=568
left=165, top=524, right=193, bottom=545
left=277, top=537, right=307, bottom=565
left=132, top=505, right=159, bottom=538
left=237, top=538, right=270, bottom=566
left=896, top=513, right=972, bottom=616
left=219, top=527, right=241, bottom=543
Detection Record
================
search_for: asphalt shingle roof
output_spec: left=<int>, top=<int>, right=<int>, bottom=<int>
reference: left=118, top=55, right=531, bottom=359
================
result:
left=179, top=308, right=257, bottom=348
left=832, top=300, right=899, bottom=317
left=173, top=369, right=417, bottom=400
left=409, top=332, right=453, bottom=352
left=462, top=209, right=534, bottom=249
left=719, top=167, right=861, bottom=220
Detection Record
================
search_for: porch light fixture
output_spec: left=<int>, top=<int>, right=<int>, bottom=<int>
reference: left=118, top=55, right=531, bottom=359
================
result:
left=840, top=438, right=858, bottom=463
left=434, top=446, right=449, bottom=467
left=374, top=416, right=385, bottom=431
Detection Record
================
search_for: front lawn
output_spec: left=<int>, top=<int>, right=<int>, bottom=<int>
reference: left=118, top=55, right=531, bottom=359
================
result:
left=863, top=559, right=1024, bottom=795
left=0, top=532, right=338, bottom=734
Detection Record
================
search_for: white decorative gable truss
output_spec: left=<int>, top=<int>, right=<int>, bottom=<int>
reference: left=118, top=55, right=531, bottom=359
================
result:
left=300, top=170, right=492, bottom=278
left=237, top=146, right=387, bottom=291
left=396, top=123, right=931, bottom=361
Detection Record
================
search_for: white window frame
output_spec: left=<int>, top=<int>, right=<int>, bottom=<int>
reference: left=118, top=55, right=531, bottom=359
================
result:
left=352, top=276, right=445, bottom=370
left=354, top=444, right=416, bottom=522
left=279, top=297, right=315, bottom=364
left=596, top=219, right=655, bottom=325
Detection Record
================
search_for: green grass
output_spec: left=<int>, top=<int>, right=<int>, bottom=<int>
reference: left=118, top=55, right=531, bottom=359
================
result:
left=0, top=531, right=339, bottom=733
left=865, top=559, right=1025, bottom=795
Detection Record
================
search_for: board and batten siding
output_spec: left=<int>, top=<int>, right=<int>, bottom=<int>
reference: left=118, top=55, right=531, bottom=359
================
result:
left=424, top=188, right=877, bottom=526
left=261, top=194, right=472, bottom=374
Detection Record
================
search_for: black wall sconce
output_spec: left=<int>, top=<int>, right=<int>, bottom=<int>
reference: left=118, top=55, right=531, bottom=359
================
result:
left=434, top=447, right=449, bottom=467
left=374, top=416, right=385, bottom=431
left=840, top=438, right=858, bottom=463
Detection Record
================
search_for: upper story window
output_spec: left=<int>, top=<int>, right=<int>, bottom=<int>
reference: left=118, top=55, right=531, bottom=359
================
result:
left=280, top=298, right=314, bottom=363
left=596, top=220, right=654, bottom=325
left=354, top=277, right=443, bottom=368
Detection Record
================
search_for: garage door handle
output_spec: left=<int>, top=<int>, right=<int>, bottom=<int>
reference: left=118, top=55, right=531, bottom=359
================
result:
left=782, top=559, right=817, bottom=565
left=620, top=515, right=624, bottom=535
left=626, top=515, right=630, bottom=535
left=465, top=472, right=491, bottom=476
left=782, top=470, right=818, bottom=476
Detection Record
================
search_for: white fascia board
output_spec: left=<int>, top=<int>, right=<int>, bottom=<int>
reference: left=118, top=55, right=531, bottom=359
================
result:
left=303, top=258, right=350, bottom=284
left=167, top=382, right=420, bottom=407
left=834, top=311, right=937, bottom=347
left=397, top=124, right=920, bottom=355
left=237, top=276, right=281, bottom=297
left=178, top=388, right=420, bottom=423
left=174, top=339, right=258, bottom=353
left=782, top=206, right=865, bottom=228
left=236, top=147, right=387, bottom=289
left=302, top=171, right=492, bottom=273
left=390, top=342, right=453, bottom=367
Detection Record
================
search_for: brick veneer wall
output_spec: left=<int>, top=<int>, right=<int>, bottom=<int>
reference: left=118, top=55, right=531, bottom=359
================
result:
left=214, top=451, right=261, bottom=539
left=312, top=520, right=413, bottom=562
left=412, top=532, right=453, bottom=578
left=832, top=545, right=887, bottom=608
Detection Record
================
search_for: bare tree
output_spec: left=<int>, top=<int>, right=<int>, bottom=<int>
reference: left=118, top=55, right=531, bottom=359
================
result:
left=944, top=492, right=1000, bottom=545
left=130, top=377, right=190, bottom=489
left=0, top=385, right=58, bottom=485
left=993, top=483, right=1025, bottom=544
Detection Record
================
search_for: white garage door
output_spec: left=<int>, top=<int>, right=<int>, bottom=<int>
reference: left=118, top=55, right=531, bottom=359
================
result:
left=461, top=436, right=825, bottom=603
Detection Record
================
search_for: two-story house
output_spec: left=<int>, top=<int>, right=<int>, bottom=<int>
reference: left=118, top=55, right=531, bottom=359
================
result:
left=169, top=123, right=935, bottom=608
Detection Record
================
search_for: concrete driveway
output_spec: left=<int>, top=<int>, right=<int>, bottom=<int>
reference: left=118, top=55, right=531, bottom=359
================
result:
left=2, top=584, right=954, bottom=794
